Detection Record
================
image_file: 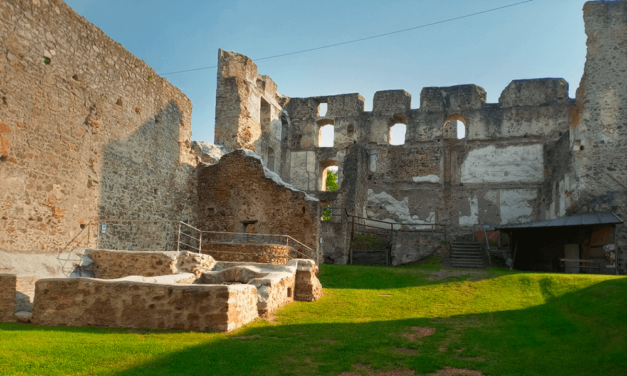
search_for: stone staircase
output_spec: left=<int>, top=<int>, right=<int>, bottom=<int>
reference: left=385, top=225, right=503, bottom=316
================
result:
left=449, top=242, right=486, bottom=268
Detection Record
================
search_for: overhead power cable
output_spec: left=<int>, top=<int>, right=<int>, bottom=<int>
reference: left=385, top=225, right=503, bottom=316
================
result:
left=160, top=0, right=533, bottom=76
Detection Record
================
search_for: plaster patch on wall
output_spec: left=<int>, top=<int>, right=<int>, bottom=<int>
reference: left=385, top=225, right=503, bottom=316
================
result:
left=369, top=153, right=377, bottom=172
left=289, top=151, right=316, bottom=190
left=461, top=145, right=544, bottom=183
left=366, top=189, right=435, bottom=229
left=270, top=119, right=282, bottom=140
left=459, top=196, right=479, bottom=226
left=484, top=190, right=498, bottom=205
left=412, top=175, right=440, bottom=183
left=499, top=189, right=537, bottom=224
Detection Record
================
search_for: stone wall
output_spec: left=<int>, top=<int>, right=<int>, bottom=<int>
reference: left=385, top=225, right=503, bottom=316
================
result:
left=566, top=0, right=627, bottom=273
left=32, top=278, right=258, bottom=332
left=201, top=243, right=292, bottom=265
left=0, top=0, right=197, bottom=266
left=86, top=249, right=215, bottom=279
left=197, top=150, right=321, bottom=260
left=0, top=273, right=16, bottom=322
left=215, top=49, right=289, bottom=179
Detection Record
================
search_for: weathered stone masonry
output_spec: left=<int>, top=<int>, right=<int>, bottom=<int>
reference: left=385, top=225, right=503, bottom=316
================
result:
left=212, top=0, right=627, bottom=271
left=0, top=0, right=197, bottom=262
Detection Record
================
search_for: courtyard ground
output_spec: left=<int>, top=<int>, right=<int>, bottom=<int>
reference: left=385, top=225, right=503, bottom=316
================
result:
left=1, top=260, right=626, bottom=376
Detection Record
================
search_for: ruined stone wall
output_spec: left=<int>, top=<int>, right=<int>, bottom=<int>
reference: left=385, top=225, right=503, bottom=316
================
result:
left=285, top=81, right=574, bottom=244
left=32, top=278, right=259, bottom=332
left=201, top=243, right=292, bottom=265
left=567, top=0, right=627, bottom=273
left=215, top=50, right=289, bottom=179
left=0, top=1, right=197, bottom=262
left=197, top=150, right=321, bottom=259
left=0, top=274, right=16, bottom=322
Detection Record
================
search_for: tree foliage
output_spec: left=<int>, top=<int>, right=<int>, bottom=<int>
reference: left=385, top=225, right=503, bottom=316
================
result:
left=325, top=169, right=338, bottom=192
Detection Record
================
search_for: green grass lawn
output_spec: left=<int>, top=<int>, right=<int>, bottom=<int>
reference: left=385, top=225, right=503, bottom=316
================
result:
left=1, top=262, right=626, bottom=376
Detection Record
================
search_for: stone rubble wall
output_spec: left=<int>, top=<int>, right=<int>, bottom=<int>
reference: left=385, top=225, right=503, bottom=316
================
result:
left=202, top=264, right=296, bottom=315
left=202, top=243, right=292, bottom=265
left=0, top=0, right=197, bottom=267
left=31, top=278, right=259, bottom=332
left=197, top=150, right=321, bottom=259
left=0, top=273, right=16, bottom=322
left=85, top=249, right=216, bottom=279
left=292, top=259, right=323, bottom=302
left=567, top=0, right=627, bottom=273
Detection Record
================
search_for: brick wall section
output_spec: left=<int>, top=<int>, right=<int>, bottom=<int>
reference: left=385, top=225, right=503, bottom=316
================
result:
left=202, top=243, right=292, bottom=265
left=0, top=273, right=16, bottom=322
left=197, top=150, right=321, bottom=259
left=32, top=278, right=258, bottom=332
left=0, top=0, right=197, bottom=257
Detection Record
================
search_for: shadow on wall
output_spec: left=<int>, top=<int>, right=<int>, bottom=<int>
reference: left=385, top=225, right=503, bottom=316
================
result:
left=97, top=100, right=195, bottom=250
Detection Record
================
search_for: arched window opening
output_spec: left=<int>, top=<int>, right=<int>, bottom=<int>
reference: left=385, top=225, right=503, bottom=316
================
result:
left=260, top=97, right=271, bottom=131
left=320, top=160, right=339, bottom=191
left=319, top=102, right=328, bottom=117
left=443, top=115, right=467, bottom=140
left=318, top=119, right=335, bottom=147
left=389, top=123, right=406, bottom=145
left=267, top=147, right=275, bottom=172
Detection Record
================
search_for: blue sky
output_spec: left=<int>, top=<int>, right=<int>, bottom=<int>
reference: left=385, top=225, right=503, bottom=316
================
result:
left=65, top=0, right=589, bottom=144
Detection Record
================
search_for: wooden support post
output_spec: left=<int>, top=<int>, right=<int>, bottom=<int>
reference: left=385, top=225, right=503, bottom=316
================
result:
left=510, top=236, right=518, bottom=271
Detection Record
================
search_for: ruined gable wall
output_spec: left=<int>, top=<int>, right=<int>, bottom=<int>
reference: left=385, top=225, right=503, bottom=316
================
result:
left=0, top=0, right=197, bottom=260
left=215, top=50, right=289, bottom=179
left=568, top=0, right=627, bottom=273
left=197, top=150, right=321, bottom=259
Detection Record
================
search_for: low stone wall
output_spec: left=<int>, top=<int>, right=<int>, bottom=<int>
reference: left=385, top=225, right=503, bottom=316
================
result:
left=32, top=278, right=258, bottom=332
left=85, top=250, right=216, bottom=279
left=0, top=274, right=16, bottom=322
left=202, top=243, right=291, bottom=265
left=203, top=263, right=296, bottom=315
left=292, top=260, right=323, bottom=302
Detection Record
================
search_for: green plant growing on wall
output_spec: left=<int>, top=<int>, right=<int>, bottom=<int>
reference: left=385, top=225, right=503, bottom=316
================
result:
left=326, top=169, right=338, bottom=192
left=322, top=206, right=333, bottom=221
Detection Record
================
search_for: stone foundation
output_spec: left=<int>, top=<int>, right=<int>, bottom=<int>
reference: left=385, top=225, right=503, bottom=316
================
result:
left=32, top=277, right=258, bottom=332
left=86, top=249, right=216, bottom=279
left=202, top=243, right=292, bottom=264
left=0, top=274, right=16, bottom=322
left=203, top=262, right=297, bottom=315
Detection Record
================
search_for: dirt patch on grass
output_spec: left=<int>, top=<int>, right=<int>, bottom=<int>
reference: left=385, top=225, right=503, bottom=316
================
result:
left=430, top=367, right=484, bottom=376
left=402, top=327, right=435, bottom=342
left=233, top=335, right=261, bottom=340
left=262, top=312, right=279, bottom=324
left=379, top=294, right=393, bottom=297
left=393, top=347, right=418, bottom=355
left=338, top=364, right=415, bottom=376
left=431, top=270, right=484, bottom=280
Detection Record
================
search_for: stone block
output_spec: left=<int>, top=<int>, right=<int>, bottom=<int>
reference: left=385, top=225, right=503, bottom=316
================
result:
left=290, top=259, right=322, bottom=302
left=499, top=79, right=569, bottom=107
left=420, top=85, right=486, bottom=112
left=0, top=274, right=16, bottom=322
left=373, top=90, right=412, bottom=116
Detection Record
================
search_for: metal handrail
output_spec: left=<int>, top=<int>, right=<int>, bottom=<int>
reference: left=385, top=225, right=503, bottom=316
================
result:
left=201, top=230, right=317, bottom=262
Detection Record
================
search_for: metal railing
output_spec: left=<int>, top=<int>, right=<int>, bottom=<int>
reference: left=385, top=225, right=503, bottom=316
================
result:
left=201, top=230, right=318, bottom=264
left=56, top=219, right=319, bottom=277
